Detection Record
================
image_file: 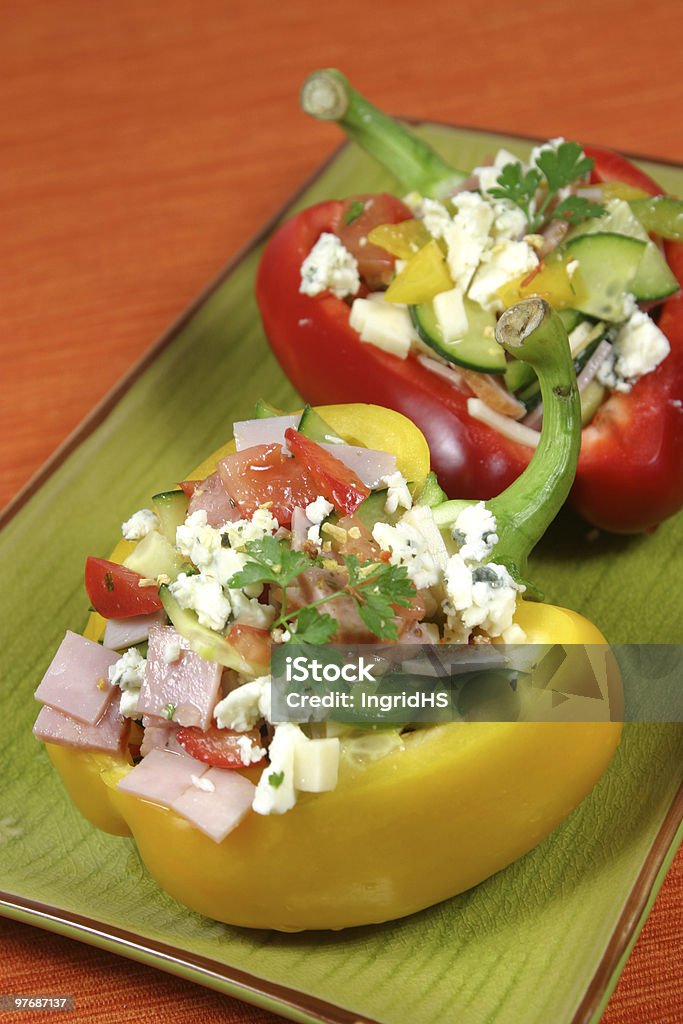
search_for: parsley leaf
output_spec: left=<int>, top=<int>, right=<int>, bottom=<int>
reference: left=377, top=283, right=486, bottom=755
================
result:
left=489, top=162, right=541, bottom=224
left=343, top=199, right=366, bottom=226
left=489, top=140, right=603, bottom=231
left=227, top=536, right=312, bottom=590
left=287, top=606, right=338, bottom=645
left=268, top=771, right=285, bottom=789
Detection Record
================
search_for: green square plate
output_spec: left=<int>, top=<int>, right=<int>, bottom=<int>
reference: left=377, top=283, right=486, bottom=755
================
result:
left=1, top=124, right=682, bottom=1024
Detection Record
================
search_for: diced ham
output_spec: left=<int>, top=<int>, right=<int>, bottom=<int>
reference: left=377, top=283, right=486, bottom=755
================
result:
left=137, top=624, right=222, bottom=730
left=170, top=766, right=255, bottom=842
left=187, top=471, right=240, bottom=528
left=233, top=415, right=300, bottom=452
left=117, top=747, right=209, bottom=805
left=103, top=611, right=166, bottom=650
left=139, top=714, right=178, bottom=757
left=33, top=697, right=129, bottom=754
left=320, top=444, right=396, bottom=488
left=34, top=631, right=118, bottom=725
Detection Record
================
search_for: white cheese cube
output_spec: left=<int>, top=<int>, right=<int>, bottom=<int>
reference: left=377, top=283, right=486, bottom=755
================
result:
left=300, top=233, right=360, bottom=300
left=349, top=294, right=417, bottom=358
left=294, top=737, right=340, bottom=792
left=433, top=287, right=469, bottom=343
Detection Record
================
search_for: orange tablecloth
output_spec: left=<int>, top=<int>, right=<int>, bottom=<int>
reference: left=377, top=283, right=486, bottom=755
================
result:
left=2, top=2, right=681, bottom=1020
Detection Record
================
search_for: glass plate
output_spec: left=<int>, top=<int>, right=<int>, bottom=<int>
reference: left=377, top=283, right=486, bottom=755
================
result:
left=1, top=124, right=682, bottom=1024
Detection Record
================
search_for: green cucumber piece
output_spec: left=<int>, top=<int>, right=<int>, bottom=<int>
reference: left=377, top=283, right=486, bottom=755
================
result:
left=580, top=379, right=606, bottom=425
left=152, top=489, right=189, bottom=544
left=415, top=471, right=447, bottom=508
left=568, top=203, right=678, bottom=304
left=159, top=586, right=258, bottom=676
left=123, top=530, right=186, bottom=581
left=354, top=491, right=402, bottom=531
left=410, top=297, right=504, bottom=374
left=630, top=196, right=683, bottom=241
left=564, top=233, right=647, bottom=320
left=297, top=404, right=345, bottom=444
left=254, top=398, right=284, bottom=418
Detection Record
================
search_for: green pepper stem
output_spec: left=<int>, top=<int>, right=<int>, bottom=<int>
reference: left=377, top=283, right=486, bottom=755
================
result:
left=487, top=298, right=581, bottom=585
left=300, top=69, right=466, bottom=198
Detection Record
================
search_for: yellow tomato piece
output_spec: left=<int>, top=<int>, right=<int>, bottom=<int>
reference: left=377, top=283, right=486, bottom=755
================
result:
left=367, top=219, right=432, bottom=259
left=498, top=250, right=587, bottom=310
left=384, top=239, right=453, bottom=304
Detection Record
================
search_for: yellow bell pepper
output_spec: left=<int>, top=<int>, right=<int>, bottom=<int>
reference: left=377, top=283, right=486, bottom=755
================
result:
left=42, top=310, right=622, bottom=930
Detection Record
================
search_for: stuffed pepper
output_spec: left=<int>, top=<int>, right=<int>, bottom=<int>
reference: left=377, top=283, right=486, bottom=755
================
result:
left=256, top=68, right=683, bottom=534
left=33, top=300, right=621, bottom=931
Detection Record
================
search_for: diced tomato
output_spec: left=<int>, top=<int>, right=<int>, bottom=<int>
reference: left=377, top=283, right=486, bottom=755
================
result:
left=176, top=724, right=266, bottom=768
left=217, top=443, right=317, bottom=526
left=226, top=623, right=271, bottom=668
left=179, top=480, right=201, bottom=498
left=284, top=429, right=370, bottom=515
left=333, top=193, right=413, bottom=290
left=84, top=557, right=164, bottom=619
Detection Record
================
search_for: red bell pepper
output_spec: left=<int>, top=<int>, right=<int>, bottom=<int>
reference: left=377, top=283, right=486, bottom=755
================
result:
left=255, top=71, right=683, bottom=533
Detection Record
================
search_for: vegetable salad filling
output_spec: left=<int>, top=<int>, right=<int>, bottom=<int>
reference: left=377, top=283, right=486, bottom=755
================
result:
left=299, top=138, right=674, bottom=437
left=33, top=298, right=587, bottom=846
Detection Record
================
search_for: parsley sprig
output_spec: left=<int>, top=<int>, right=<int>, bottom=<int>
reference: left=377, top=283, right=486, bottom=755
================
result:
left=228, top=536, right=415, bottom=644
left=488, top=141, right=604, bottom=232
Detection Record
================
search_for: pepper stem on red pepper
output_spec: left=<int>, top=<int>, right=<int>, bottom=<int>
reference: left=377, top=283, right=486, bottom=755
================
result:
left=300, top=69, right=466, bottom=198
left=434, top=298, right=580, bottom=597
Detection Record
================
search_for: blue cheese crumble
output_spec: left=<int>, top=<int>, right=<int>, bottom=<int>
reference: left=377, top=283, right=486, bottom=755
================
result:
left=121, top=508, right=159, bottom=541
left=300, top=232, right=360, bottom=299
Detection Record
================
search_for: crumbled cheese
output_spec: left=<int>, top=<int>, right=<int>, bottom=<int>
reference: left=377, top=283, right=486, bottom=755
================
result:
left=191, top=774, right=215, bottom=793
left=229, top=591, right=276, bottom=630
left=306, top=523, right=322, bottom=549
left=119, top=688, right=142, bottom=720
left=108, top=647, right=146, bottom=691
left=214, top=676, right=272, bottom=731
left=418, top=198, right=453, bottom=240
left=175, top=509, right=256, bottom=593
left=445, top=192, right=495, bottom=292
left=502, top=623, right=528, bottom=644
left=444, top=557, right=523, bottom=641
left=252, top=723, right=305, bottom=815
left=237, top=735, right=267, bottom=766
left=305, top=496, right=334, bottom=525
left=121, top=508, right=159, bottom=541
left=433, top=286, right=469, bottom=343
left=300, top=232, right=360, bottom=300
left=382, top=471, right=413, bottom=515
left=372, top=505, right=449, bottom=589
left=597, top=310, right=670, bottom=393
left=468, top=239, right=539, bottom=312
left=168, top=572, right=232, bottom=632
left=163, top=640, right=182, bottom=664
left=349, top=293, right=417, bottom=358
left=452, top=501, right=499, bottom=563
left=491, top=199, right=527, bottom=242
left=220, top=508, right=278, bottom=552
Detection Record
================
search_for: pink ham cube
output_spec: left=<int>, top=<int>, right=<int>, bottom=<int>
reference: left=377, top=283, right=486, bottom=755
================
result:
left=33, top=695, right=128, bottom=753
left=137, top=624, right=222, bottom=730
left=171, top=767, right=255, bottom=842
left=34, top=631, right=118, bottom=725
left=117, top=747, right=208, bottom=806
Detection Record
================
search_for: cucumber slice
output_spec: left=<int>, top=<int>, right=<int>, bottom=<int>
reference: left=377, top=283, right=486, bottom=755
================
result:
left=254, top=398, right=284, bottom=418
left=564, top=233, right=647, bottom=320
left=152, top=489, right=189, bottom=544
left=568, top=202, right=678, bottom=304
left=410, top=297, right=504, bottom=374
left=159, top=587, right=257, bottom=676
left=123, top=530, right=186, bottom=581
left=415, top=471, right=447, bottom=508
left=580, top=379, right=606, bottom=425
left=297, top=405, right=345, bottom=444
left=354, top=491, right=402, bottom=531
